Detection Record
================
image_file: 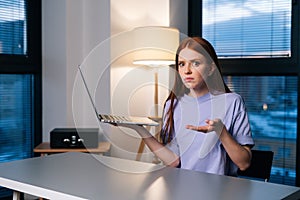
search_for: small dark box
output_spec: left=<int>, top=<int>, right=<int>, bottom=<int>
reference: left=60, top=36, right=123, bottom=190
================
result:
left=50, top=128, right=99, bottom=148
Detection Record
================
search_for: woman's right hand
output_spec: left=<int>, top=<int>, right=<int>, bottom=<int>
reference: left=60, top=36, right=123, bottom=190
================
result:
left=109, top=123, right=152, bottom=138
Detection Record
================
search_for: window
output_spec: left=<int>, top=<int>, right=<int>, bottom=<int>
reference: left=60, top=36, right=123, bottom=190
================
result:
left=224, top=76, right=297, bottom=185
left=0, top=0, right=41, bottom=197
left=202, top=1, right=291, bottom=58
left=0, top=0, right=27, bottom=55
left=188, top=0, right=299, bottom=186
left=0, top=74, right=34, bottom=160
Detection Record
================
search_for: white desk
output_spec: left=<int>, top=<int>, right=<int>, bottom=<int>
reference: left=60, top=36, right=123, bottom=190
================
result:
left=0, top=152, right=299, bottom=200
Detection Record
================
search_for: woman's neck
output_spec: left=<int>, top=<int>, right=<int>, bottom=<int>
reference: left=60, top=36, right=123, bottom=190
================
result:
left=188, top=88, right=209, bottom=97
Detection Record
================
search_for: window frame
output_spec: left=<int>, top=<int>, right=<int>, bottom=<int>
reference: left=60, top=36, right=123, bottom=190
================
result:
left=188, top=0, right=300, bottom=186
left=0, top=1, right=42, bottom=149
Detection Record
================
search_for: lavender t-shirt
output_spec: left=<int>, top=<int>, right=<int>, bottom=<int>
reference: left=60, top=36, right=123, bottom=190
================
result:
left=164, top=92, right=254, bottom=176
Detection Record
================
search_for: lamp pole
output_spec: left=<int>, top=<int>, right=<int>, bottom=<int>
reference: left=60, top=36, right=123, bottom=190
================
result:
left=154, top=71, right=158, bottom=117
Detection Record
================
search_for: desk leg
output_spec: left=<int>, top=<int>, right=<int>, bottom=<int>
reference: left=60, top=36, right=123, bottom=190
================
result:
left=13, top=191, right=20, bottom=200
left=136, top=140, right=145, bottom=161
left=136, top=126, right=151, bottom=161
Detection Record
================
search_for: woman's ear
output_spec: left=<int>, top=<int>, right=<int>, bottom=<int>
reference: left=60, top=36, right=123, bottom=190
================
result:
left=208, top=63, right=216, bottom=76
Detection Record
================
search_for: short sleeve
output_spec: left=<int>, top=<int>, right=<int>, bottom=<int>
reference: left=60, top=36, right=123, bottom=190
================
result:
left=229, top=95, right=254, bottom=146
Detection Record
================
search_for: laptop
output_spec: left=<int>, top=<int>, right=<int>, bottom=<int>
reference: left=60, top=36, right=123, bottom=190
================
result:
left=78, top=66, right=159, bottom=126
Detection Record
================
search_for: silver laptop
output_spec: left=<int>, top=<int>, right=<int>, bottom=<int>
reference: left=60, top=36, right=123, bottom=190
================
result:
left=78, top=66, right=159, bottom=126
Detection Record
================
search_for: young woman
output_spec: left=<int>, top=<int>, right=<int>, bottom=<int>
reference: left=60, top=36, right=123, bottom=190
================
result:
left=116, top=37, right=254, bottom=176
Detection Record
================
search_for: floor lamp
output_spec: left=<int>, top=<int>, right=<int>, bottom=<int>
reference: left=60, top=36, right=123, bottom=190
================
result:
left=133, top=60, right=175, bottom=118
left=132, top=26, right=179, bottom=162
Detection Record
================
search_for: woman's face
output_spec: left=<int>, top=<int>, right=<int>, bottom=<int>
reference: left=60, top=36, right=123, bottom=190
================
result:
left=178, top=47, right=214, bottom=95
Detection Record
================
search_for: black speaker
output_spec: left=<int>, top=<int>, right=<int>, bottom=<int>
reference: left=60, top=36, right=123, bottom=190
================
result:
left=50, top=128, right=99, bottom=148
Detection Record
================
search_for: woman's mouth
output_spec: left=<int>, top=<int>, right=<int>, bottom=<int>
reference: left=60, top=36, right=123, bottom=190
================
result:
left=184, top=77, right=194, bottom=82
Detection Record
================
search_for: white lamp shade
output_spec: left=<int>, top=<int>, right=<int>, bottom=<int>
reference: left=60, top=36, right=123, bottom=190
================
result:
left=132, top=59, right=175, bottom=66
left=132, top=26, right=179, bottom=65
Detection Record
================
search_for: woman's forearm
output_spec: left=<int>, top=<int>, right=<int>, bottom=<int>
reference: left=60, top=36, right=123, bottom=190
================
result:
left=219, top=128, right=252, bottom=171
left=134, top=126, right=180, bottom=167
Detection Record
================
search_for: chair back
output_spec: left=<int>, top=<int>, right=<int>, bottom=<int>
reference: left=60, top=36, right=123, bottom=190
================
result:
left=238, top=149, right=274, bottom=182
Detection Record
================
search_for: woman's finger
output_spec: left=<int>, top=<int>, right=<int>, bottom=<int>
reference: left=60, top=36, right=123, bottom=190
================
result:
left=186, top=125, right=209, bottom=132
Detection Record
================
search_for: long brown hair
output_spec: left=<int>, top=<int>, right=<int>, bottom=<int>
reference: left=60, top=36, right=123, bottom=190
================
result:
left=160, top=37, right=231, bottom=145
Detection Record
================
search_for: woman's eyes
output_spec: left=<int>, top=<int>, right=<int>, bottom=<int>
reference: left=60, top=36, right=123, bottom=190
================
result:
left=178, top=62, right=185, bottom=67
left=192, top=61, right=200, bottom=67
left=178, top=60, right=201, bottom=67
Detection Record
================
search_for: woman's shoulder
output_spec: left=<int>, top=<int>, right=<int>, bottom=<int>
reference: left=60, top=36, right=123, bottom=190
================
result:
left=214, top=92, right=245, bottom=105
left=224, top=92, right=247, bottom=109
left=226, top=92, right=243, bottom=100
left=213, top=92, right=242, bottom=99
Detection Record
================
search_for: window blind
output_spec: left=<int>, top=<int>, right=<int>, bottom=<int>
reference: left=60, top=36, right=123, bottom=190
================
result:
left=0, top=74, right=34, bottom=162
left=224, top=76, right=297, bottom=186
left=0, top=74, right=34, bottom=198
left=0, top=0, right=27, bottom=55
left=203, top=0, right=291, bottom=58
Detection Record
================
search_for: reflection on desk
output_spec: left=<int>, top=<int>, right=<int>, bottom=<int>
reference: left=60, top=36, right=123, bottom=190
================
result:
left=0, top=152, right=298, bottom=200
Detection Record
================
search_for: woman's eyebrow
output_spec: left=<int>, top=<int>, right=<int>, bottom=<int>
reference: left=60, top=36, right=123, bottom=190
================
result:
left=183, top=59, right=202, bottom=62
left=178, top=57, right=201, bottom=61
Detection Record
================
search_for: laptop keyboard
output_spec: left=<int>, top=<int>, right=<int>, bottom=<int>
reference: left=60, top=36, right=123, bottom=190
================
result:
left=101, top=115, right=132, bottom=122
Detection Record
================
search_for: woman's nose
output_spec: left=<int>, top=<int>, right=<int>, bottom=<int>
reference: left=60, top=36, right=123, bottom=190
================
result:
left=184, top=64, right=192, bottom=74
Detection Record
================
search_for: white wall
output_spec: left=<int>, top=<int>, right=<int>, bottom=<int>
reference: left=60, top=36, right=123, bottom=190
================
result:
left=110, top=0, right=171, bottom=117
left=42, top=0, right=68, bottom=140
left=170, top=0, right=188, bottom=35
left=42, top=0, right=110, bottom=141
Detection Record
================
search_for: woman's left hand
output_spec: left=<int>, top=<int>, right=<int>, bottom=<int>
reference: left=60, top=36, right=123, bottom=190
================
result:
left=186, top=118, right=224, bottom=135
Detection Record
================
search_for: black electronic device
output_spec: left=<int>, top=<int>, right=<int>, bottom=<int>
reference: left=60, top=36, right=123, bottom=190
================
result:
left=50, top=128, right=99, bottom=148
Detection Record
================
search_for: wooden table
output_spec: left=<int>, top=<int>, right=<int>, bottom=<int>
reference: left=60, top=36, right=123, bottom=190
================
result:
left=34, top=142, right=111, bottom=156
